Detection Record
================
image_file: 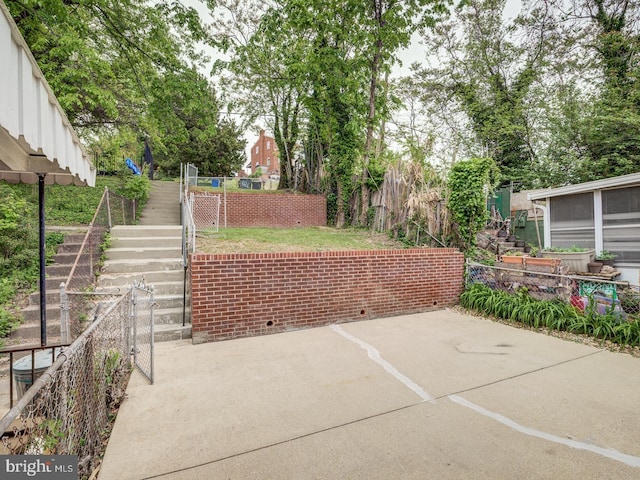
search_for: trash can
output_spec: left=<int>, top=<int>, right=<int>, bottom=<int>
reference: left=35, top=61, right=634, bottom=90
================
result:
left=13, top=348, right=61, bottom=399
left=211, top=178, right=220, bottom=187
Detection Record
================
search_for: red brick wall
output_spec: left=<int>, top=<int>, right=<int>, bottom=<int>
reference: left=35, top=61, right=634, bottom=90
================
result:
left=190, top=248, right=465, bottom=344
left=193, top=192, right=326, bottom=228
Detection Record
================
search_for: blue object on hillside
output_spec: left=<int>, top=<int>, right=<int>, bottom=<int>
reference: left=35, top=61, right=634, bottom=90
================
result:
left=126, top=157, right=141, bottom=175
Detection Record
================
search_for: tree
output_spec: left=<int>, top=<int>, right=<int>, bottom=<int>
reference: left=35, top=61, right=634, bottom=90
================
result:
left=7, top=0, right=210, bottom=134
left=7, top=0, right=248, bottom=177
left=573, top=0, right=640, bottom=180
left=356, top=0, right=450, bottom=225
left=414, top=0, right=557, bottom=187
left=214, top=0, right=450, bottom=226
left=212, top=0, right=305, bottom=190
left=447, top=157, right=500, bottom=251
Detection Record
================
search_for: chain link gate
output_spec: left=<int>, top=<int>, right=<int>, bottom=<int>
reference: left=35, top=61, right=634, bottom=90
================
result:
left=193, top=193, right=221, bottom=231
left=131, top=280, right=155, bottom=384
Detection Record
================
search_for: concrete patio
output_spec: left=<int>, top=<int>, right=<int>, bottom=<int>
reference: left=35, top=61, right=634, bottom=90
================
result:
left=100, top=309, right=640, bottom=479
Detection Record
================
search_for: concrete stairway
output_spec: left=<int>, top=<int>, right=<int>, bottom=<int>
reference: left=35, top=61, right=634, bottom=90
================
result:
left=9, top=181, right=187, bottom=346
left=138, top=181, right=181, bottom=225
left=479, top=230, right=526, bottom=256
left=11, top=229, right=92, bottom=345
left=99, top=224, right=190, bottom=342
left=99, top=181, right=188, bottom=342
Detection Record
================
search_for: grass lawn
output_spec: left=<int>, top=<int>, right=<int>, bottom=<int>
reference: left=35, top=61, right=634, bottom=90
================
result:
left=196, top=227, right=407, bottom=254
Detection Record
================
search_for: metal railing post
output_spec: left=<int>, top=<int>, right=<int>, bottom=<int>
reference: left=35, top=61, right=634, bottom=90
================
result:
left=60, top=282, right=70, bottom=344
left=150, top=284, right=155, bottom=384
left=131, top=281, right=138, bottom=366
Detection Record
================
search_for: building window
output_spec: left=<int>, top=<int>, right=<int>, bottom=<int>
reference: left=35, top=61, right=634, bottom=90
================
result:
left=267, top=157, right=271, bottom=166
left=255, top=146, right=259, bottom=154
left=602, top=186, right=640, bottom=263
left=550, top=192, right=595, bottom=248
left=267, top=140, right=271, bottom=150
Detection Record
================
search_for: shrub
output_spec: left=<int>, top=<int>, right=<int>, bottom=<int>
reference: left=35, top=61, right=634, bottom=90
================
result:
left=460, top=282, right=638, bottom=347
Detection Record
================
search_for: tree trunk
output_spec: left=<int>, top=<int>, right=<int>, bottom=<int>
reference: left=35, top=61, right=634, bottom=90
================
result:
left=358, top=25, right=383, bottom=226
left=336, top=181, right=346, bottom=228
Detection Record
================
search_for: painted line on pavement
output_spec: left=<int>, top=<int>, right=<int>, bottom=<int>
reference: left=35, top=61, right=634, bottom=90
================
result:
left=330, top=324, right=640, bottom=469
left=330, top=324, right=432, bottom=402
left=449, top=394, right=640, bottom=468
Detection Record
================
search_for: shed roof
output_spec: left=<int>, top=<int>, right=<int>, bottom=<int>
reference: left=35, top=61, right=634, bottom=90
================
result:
left=527, top=172, right=640, bottom=201
left=0, top=1, right=95, bottom=186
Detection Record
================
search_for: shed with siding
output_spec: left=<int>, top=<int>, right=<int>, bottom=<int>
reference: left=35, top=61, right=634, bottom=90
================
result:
left=527, top=173, right=640, bottom=283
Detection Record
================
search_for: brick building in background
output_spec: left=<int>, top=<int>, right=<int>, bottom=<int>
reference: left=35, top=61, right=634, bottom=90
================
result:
left=250, top=130, right=280, bottom=177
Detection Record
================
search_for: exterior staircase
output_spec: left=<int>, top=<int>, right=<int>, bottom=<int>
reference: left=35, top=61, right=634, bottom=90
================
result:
left=98, top=180, right=190, bottom=342
left=10, top=229, right=91, bottom=345
left=479, top=229, right=526, bottom=256
left=7, top=181, right=188, bottom=346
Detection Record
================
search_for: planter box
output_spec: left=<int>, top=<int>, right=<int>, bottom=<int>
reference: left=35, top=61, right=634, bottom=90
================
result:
left=500, top=255, right=525, bottom=265
left=541, top=249, right=595, bottom=273
left=525, top=256, right=561, bottom=269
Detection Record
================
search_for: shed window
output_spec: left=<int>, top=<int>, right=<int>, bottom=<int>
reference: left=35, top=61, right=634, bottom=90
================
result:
left=602, top=186, right=640, bottom=263
left=549, top=193, right=594, bottom=248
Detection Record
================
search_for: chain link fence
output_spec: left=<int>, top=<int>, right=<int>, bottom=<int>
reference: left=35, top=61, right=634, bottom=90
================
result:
left=1, top=293, right=130, bottom=476
left=1, top=281, right=154, bottom=478
left=467, top=261, right=640, bottom=317
left=131, top=281, right=154, bottom=384
left=64, top=187, right=136, bottom=292
left=192, top=194, right=220, bottom=231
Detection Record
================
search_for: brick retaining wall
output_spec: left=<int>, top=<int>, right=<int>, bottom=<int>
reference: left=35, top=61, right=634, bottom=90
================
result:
left=192, top=192, right=326, bottom=228
left=190, top=248, right=465, bottom=344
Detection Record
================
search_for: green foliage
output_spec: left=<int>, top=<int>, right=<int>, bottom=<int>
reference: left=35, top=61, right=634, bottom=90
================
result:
left=595, top=250, right=617, bottom=260
left=0, top=176, right=147, bottom=336
left=543, top=245, right=590, bottom=253
left=461, top=283, right=640, bottom=348
left=122, top=174, right=151, bottom=203
left=447, top=157, right=500, bottom=251
left=6, top=0, right=245, bottom=181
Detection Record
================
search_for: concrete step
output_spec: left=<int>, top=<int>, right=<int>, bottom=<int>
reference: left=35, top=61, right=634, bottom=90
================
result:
left=55, top=243, right=83, bottom=254
left=45, top=276, right=69, bottom=291
left=18, top=305, right=61, bottom=324
left=150, top=281, right=188, bottom=295
left=110, top=225, right=182, bottom=238
left=154, top=295, right=188, bottom=310
left=98, top=270, right=185, bottom=286
left=46, top=262, right=98, bottom=278
left=28, top=289, right=62, bottom=306
left=111, top=236, right=181, bottom=249
left=154, top=307, right=187, bottom=325
left=154, top=323, right=192, bottom=342
left=138, top=218, right=181, bottom=226
left=52, top=252, right=97, bottom=265
left=106, top=247, right=182, bottom=261
left=101, top=258, right=183, bottom=274
left=11, top=320, right=62, bottom=340
left=56, top=233, right=88, bottom=244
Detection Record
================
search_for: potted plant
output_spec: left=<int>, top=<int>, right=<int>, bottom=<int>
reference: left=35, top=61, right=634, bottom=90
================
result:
left=541, top=246, right=595, bottom=273
left=587, top=261, right=603, bottom=273
left=595, top=250, right=617, bottom=266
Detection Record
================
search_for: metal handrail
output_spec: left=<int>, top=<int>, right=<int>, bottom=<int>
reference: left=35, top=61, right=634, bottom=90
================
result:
left=1, top=343, right=70, bottom=409
left=64, top=186, right=109, bottom=288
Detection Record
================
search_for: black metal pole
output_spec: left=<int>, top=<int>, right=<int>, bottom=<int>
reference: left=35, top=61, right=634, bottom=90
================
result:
left=38, top=173, right=47, bottom=347
left=182, top=266, right=187, bottom=327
